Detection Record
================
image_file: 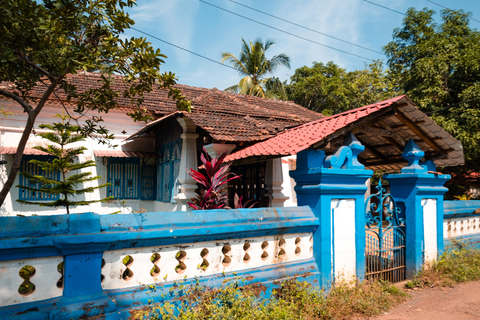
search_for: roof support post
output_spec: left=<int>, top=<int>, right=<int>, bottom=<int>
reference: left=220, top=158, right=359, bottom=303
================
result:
left=174, top=117, right=198, bottom=211
left=265, top=158, right=288, bottom=207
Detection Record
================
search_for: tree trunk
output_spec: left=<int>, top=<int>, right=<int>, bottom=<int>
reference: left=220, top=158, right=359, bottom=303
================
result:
left=0, top=78, right=62, bottom=208
left=0, top=113, right=38, bottom=207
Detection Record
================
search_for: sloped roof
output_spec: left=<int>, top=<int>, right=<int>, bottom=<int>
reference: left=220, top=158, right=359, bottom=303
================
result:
left=15, top=72, right=323, bottom=143
left=225, top=96, right=464, bottom=170
left=0, top=147, right=48, bottom=156
left=93, top=150, right=157, bottom=158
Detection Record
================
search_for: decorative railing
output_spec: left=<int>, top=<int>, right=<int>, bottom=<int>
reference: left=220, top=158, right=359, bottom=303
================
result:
left=444, top=200, right=480, bottom=239
left=0, top=207, right=319, bottom=319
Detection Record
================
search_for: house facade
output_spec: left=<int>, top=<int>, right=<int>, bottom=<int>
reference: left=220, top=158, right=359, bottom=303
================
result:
left=0, top=73, right=465, bottom=216
left=0, top=72, right=323, bottom=216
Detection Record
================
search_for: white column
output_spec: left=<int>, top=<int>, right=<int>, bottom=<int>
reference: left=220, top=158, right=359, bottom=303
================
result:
left=422, top=198, right=438, bottom=263
left=174, top=117, right=198, bottom=211
left=265, top=158, right=288, bottom=207
left=332, top=199, right=356, bottom=282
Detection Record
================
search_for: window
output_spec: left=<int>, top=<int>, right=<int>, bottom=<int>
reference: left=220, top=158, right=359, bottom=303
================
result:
left=107, top=158, right=140, bottom=199
left=107, top=158, right=158, bottom=200
left=157, top=139, right=182, bottom=202
left=19, top=155, right=60, bottom=201
left=228, top=161, right=267, bottom=208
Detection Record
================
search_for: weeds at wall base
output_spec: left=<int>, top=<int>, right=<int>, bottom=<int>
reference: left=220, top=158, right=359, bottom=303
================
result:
left=133, top=278, right=408, bottom=320
left=405, top=241, right=480, bottom=289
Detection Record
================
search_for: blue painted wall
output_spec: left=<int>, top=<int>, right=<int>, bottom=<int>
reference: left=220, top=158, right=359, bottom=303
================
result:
left=0, top=207, right=320, bottom=319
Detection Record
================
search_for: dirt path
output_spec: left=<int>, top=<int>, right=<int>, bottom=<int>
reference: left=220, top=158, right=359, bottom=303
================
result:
left=371, top=280, right=480, bottom=320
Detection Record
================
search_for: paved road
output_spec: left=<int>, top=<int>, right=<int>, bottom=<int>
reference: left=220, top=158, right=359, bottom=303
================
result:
left=371, top=280, right=480, bottom=320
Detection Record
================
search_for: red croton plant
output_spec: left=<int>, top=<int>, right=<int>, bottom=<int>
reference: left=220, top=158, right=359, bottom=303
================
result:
left=188, top=148, right=256, bottom=210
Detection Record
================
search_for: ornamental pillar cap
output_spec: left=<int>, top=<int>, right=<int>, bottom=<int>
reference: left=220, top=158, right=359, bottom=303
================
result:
left=401, top=139, right=428, bottom=174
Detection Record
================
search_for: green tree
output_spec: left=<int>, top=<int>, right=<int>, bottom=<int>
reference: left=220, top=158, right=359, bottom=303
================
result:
left=0, top=0, right=190, bottom=207
left=384, top=8, right=480, bottom=175
left=221, top=38, right=290, bottom=99
left=286, top=61, right=399, bottom=116
left=17, top=114, right=113, bottom=214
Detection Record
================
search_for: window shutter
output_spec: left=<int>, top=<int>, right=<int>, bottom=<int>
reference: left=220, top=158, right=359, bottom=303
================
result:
left=140, top=165, right=156, bottom=200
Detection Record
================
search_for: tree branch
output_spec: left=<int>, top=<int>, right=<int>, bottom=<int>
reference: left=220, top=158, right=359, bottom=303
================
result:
left=0, top=88, right=33, bottom=116
left=15, top=51, right=58, bottom=82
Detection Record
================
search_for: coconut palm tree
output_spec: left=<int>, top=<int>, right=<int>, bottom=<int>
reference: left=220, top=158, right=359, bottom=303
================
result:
left=221, top=38, right=290, bottom=100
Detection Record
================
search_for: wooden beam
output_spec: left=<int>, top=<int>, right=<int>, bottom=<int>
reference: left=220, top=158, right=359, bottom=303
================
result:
left=312, top=108, right=398, bottom=149
left=395, top=112, right=443, bottom=153
left=383, top=136, right=404, bottom=152
left=390, top=120, right=426, bottom=129
left=356, top=136, right=389, bottom=161
left=355, top=126, right=392, bottom=136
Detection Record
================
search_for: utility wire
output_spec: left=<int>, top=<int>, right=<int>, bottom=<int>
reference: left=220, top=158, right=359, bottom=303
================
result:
left=227, top=0, right=383, bottom=55
left=427, top=0, right=480, bottom=23
left=130, top=27, right=238, bottom=71
left=363, top=0, right=406, bottom=16
left=198, top=0, right=375, bottom=61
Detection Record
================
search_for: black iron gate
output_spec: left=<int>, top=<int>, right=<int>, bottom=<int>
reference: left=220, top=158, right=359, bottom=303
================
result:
left=365, top=180, right=406, bottom=283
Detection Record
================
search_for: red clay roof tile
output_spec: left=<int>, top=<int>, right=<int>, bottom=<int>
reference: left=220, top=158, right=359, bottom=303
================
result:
left=10, top=72, right=323, bottom=143
left=224, top=96, right=408, bottom=162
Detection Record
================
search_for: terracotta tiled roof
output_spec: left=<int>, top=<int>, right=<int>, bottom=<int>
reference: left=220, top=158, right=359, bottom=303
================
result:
left=225, top=96, right=407, bottom=162
left=224, top=95, right=465, bottom=170
left=0, top=147, right=48, bottom=156
left=93, top=150, right=157, bottom=158
left=14, top=72, right=324, bottom=143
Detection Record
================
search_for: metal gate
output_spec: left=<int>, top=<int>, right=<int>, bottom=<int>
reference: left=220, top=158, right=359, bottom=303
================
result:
left=365, top=180, right=406, bottom=283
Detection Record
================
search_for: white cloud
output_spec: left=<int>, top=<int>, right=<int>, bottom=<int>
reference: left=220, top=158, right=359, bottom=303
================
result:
left=130, top=0, right=200, bottom=64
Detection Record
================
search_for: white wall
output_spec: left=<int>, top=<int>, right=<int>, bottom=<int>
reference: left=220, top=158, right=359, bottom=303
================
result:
left=0, top=100, right=179, bottom=216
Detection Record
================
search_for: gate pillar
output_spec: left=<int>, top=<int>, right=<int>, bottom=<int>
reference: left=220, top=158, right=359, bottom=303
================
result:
left=290, top=133, right=372, bottom=287
left=384, top=140, right=450, bottom=277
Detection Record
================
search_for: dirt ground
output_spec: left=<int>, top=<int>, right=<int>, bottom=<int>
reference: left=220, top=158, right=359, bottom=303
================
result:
left=370, top=280, right=480, bottom=320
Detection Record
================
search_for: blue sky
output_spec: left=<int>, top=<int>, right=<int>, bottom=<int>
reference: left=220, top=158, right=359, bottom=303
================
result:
left=126, top=0, right=480, bottom=90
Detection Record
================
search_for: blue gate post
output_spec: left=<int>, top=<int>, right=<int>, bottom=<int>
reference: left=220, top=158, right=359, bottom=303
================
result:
left=290, top=133, right=372, bottom=288
left=384, top=140, right=450, bottom=277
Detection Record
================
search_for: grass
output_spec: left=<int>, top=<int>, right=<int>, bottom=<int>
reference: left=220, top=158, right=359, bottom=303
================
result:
left=406, top=241, right=480, bottom=289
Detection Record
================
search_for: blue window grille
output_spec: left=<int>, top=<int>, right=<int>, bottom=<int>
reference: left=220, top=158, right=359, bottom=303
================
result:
left=107, top=158, right=140, bottom=199
left=19, top=155, right=60, bottom=201
left=140, top=165, right=156, bottom=200
left=107, top=158, right=157, bottom=200
left=157, top=139, right=182, bottom=202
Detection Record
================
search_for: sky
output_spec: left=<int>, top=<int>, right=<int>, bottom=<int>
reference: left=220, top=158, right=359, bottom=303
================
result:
left=125, top=0, right=480, bottom=90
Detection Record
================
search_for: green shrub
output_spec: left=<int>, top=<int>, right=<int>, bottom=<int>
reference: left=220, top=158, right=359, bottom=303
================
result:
left=134, top=278, right=407, bottom=320
left=406, top=241, right=480, bottom=288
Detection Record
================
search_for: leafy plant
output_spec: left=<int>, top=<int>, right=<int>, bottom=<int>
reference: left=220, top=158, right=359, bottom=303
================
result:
left=405, top=241, right=480, bottom=289
left=454, top=194, right=472, bottom=201
left=233, top=193, right=256, bottom=209
left=188, top=148, right=256, bottom=210
left=188, top=148, right=238, bottom=210
left=221, top=38, right=290, bottom=100
left=16, top=114, right=113, bottom=214
left=134, top=278, right=407, bottom=320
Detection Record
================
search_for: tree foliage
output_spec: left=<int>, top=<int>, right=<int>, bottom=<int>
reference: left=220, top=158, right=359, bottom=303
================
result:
left=286, top=61, right=400, bottom=116
left=384, top=8, right=480, bottom=173
left=17, top=114, right=113, bottom=214
left=221, top=38, right=290, bottom=100
left=0, top=0, right=190, bottom=207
